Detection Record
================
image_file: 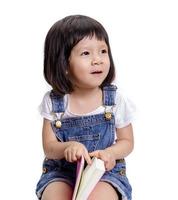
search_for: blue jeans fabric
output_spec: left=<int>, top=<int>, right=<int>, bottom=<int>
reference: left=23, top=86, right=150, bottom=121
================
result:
left=36, top=85, right=132, bottom=199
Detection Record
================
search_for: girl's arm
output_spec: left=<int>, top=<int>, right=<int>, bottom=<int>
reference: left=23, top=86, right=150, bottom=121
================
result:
left=89, top=123, right=134, bottom=170
left=42, top=119, right=91, bottom=164
left=42, top=118, right=69, bottom=159
left=106, top=123, right=134, bottom=159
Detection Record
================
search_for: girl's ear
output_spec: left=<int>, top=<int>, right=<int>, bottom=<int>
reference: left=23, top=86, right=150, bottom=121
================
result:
left=65, top=70, right=69, bottom=75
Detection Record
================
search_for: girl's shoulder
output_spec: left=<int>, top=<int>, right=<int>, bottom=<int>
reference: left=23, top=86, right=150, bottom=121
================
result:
left=43, top=90, right=51, bottom=100
left=39, top=91, right=68, bottom=121
left=109, top=83, right=134, bottom=106
left=39, top=91, right=53, bottom=120
left=42, top=90, right=67, bottom=105
left=112, top=84, right=136, bottom=128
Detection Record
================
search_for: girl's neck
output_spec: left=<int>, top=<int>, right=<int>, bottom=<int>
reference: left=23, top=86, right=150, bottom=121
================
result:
left=68, top=86, right=103, bottom=114
left=71, top=86, right=101, bottom=98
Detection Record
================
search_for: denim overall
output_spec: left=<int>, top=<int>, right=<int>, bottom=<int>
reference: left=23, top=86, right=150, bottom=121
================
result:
left=36, top=85, right=132, bottom=200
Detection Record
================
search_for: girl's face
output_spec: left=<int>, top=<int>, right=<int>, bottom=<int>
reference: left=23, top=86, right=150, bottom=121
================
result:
left=68, top=36, right=110, bottom=89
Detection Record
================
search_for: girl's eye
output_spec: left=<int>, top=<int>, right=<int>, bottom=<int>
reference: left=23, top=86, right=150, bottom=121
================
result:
left=101, top=49, right=108, bottom=54
left=81, top=51, right=90, bottom=56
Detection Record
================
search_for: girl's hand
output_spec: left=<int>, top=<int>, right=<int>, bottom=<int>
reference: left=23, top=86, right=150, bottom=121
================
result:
left=64, top=141, right=92, bottom=165
left=89, top=149, right=116, bottom=171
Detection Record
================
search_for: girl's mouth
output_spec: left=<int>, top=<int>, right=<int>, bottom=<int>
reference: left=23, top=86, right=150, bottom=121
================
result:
left=91, top=70, right=102, bottom=74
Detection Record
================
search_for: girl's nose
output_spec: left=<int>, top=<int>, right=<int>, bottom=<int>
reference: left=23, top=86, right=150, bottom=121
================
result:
left=91, top=55, right=103, bottom=65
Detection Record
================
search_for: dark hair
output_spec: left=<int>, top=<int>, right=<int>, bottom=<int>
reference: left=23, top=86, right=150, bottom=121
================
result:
left=44, top=15, right=115, bottom=96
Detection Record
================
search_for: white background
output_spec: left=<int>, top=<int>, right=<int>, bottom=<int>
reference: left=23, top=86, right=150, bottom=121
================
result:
left=0, top=0, right=178, bottom=199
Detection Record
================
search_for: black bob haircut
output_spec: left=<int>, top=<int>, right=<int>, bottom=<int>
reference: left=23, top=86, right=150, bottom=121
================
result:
left=44, top=15, right=115, bottom=96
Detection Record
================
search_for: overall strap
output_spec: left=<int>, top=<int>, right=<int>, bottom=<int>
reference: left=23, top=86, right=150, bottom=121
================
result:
left=102, top=84, right=117, bottom=106
left=50, top=91, right=65, bottom=113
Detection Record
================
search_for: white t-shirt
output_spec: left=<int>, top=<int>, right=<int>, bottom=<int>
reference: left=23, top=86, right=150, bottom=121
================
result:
left=39, top=88, right=136, bottom=131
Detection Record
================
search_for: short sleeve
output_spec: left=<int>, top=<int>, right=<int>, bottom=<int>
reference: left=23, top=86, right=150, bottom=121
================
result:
left=39, top=91, right=54, bottom=121
left=114, top=91, right=136, bottom=129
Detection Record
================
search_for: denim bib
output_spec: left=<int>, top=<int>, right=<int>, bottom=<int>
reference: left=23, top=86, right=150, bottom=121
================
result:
left=36, top=85, right=132, bottom=200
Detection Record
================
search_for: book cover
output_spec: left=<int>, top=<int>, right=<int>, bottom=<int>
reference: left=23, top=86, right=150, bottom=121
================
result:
left=72, top=156, right=105, bottom=200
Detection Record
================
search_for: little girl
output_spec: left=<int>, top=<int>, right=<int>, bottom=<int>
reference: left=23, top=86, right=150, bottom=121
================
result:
left=36, top=15, right=135, bottom=200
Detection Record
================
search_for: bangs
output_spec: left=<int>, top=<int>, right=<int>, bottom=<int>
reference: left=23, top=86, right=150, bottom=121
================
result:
left=71, top=28, right=108, bottom=45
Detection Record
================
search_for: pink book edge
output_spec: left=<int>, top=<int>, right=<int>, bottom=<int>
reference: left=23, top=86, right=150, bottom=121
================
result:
left=72, top=156, right=85, bottom=200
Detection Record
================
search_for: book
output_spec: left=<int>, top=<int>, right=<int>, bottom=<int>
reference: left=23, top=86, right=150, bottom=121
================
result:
left=72, top=156, right=105, bottom=200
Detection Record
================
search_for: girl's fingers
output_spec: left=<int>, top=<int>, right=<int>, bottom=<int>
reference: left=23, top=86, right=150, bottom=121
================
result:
left=105, top=159, right=116, bottom=171
left=64, top=149, right=69, bottom=161
left=105, top=161, right=110, bottom=171
left=67, top=151, right=72, bottom=162
left=84, top=151, right=92, bottom=165
left=71, top=150, right=77, bottom=162
left=89, top=150, right=100, bottom=158
left=65, top=149, right=77, bottom=162
left=64, top=143, right=93, bottom=164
